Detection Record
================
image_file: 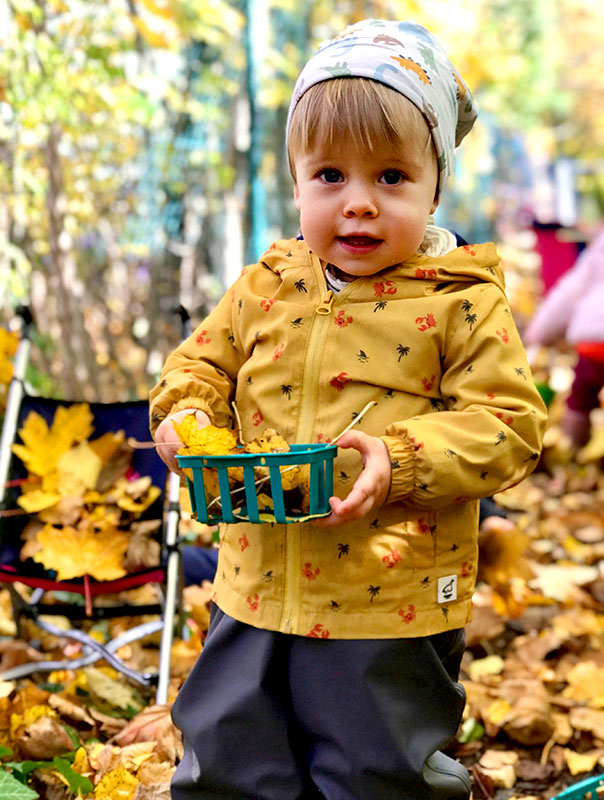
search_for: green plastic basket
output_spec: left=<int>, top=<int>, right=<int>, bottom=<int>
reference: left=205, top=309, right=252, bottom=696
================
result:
left=551, top=774, right=604, bottom=800
left=177, top=444, right=337, bottom=525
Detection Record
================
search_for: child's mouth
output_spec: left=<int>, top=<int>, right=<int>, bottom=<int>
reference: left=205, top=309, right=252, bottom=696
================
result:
left=337, top=235, right=382, bottom=253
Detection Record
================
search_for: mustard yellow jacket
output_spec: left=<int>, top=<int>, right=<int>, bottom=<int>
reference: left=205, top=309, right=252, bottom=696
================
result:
left=150, top=238, right=546, bottom=639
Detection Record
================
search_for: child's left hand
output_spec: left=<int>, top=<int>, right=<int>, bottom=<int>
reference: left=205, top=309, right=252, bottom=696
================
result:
left=313, top=431, right=391, bottom=527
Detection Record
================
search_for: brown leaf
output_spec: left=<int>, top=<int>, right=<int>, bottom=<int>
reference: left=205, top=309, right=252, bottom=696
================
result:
left=134, top=782, right=172, bottom=800
left=0, top=639, right=46, bottom=671
left=569, top=706, right=604, bottom=739
left=465, top=602, right=505, bottom=648
left=123, top=528, right=161, bottom=571
left=14, top=714, right=75, bottom=759
left=48, top=693, right=95, bottom=727
left=88, top=706, right=129, bottom=737
left=96, top=441, right=133, bottom=492
left=113, top=704, right=174, bottom=747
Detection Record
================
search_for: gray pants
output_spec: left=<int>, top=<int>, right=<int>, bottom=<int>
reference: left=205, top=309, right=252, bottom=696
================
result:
left=171, top=606, right=470, bottom=800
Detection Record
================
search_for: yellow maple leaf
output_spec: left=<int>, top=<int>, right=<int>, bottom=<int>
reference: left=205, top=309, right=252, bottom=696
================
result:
left=89, top=430, right=126, bottom=465
left=33, top=524, right=129, bottom=581
left=94, top=765, right=139, bottom=799
left=17, top=489, right=61, bottom=513
left=173, top=417, right=239, bottom=456
left=57, top=441, right=103, bottom=491
left=12, top=404, right=94, bottom=477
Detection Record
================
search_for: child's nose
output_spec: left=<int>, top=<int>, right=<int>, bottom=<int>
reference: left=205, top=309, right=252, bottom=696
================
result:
left=342, top=185, right=378, bottom=218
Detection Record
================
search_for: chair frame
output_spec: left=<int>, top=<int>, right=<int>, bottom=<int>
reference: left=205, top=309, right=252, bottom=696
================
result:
left=0, top=307, right=184, bottom=703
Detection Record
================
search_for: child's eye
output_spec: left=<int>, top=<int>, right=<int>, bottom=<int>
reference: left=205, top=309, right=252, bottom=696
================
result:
left=319, top=168, right=343, bottom=183
left=380, top=170, right=405, bottom=185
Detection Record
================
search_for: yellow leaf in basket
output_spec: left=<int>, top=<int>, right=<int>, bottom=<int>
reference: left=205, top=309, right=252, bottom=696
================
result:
left=33, top=524, right=128, bottom=581
left=173, top=417, right=238, bottom=456
left=57, top=441, right=102, bottom=490
left=17, top=489, right=61, bottom=513
left=245, top=428, right=290, bottom=454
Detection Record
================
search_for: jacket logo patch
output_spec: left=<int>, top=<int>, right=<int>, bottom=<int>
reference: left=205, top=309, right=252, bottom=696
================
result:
left=438, top=575, right=457, bottom=603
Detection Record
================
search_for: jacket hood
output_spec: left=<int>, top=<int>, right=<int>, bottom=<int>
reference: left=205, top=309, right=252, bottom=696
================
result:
left=260, top=238, right=505, bottom=293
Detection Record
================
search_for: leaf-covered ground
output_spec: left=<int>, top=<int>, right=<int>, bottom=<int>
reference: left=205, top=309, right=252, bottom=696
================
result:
left=1, top=400, right=604, bottom=799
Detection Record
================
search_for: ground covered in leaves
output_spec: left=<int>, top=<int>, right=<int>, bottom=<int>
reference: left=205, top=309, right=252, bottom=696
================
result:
left=1, top=408, right=604, bottom=799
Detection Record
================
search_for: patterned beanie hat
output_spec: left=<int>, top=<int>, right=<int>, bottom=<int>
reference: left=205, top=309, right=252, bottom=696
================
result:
left=286, top=19, right=477, bottom=198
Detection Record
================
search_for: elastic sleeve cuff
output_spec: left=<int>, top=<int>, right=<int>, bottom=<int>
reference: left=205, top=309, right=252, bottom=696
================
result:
left=168, top=397, right=215, bottom=419
left=380, top=433, right=419, bottom=503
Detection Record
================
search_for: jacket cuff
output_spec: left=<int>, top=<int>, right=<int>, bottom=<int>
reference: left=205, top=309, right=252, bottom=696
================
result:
left=168, top=397, right=215, bottom=419
left=380, top=432, right=419, bottom=503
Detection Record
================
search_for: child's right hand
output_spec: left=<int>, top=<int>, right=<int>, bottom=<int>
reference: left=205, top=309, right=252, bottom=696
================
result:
left=154, top=408, right=211, bottom=475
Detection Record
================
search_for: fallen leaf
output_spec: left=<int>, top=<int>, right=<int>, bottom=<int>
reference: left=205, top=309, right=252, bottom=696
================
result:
left=564, top=748, right=604, bottom=775
left=84, top=667, right=145, bottom=713
left=33, top=524, right=129, bottom=581
left=467, top=655, right=505, bottom=682
left=562, top=661, right=604, bottom=707
left=529, top=563, right=598, bottom=602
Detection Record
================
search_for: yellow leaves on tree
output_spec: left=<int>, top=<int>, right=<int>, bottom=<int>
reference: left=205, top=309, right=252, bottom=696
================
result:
left=33, top=524, right=129, bottom=581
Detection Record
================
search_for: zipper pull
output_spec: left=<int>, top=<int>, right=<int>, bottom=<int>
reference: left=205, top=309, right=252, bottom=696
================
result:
left=316, top=290, right=334, bottom=316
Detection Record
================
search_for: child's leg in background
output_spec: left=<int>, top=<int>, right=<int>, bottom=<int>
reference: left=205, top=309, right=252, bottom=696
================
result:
left=564, top=354, right=604, bottom=447
left=171, top=604, right=469, bottom=800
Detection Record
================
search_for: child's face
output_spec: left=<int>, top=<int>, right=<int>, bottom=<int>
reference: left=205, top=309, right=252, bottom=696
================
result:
left=293, top=135, right=438, bottom=280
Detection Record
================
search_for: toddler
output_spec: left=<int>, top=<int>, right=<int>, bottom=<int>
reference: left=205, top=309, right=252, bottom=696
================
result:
left=151, top=19, right=546, bottom=800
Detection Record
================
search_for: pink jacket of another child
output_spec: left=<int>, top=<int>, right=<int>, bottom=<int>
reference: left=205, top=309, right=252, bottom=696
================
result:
left=525, top=227, right=604, bottom=347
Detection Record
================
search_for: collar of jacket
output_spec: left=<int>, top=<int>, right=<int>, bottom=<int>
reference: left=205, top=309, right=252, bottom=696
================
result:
left=259, top=238, right=505, bottom=293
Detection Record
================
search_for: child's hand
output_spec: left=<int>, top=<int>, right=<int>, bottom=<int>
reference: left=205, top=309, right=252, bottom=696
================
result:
left=314, top=431, right=391, bottom=527
left=154, top=408, right=211, bottom=475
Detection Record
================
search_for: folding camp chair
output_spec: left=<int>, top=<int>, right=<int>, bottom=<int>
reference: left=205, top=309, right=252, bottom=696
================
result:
left=0, top=307, right=184, bottom=704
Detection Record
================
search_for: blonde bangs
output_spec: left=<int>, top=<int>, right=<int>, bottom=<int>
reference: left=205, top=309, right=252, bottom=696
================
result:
left=288, top=78, right=434, bottom=179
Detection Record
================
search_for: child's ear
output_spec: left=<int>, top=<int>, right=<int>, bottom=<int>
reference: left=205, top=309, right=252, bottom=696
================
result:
left=430, top=196, right=439, bottom=215
left=294, top=183, right=301, bottom=211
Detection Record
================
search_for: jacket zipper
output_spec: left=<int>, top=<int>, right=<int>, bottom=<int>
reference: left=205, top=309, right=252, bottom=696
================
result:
left=280, top=278, right=335, bottom=634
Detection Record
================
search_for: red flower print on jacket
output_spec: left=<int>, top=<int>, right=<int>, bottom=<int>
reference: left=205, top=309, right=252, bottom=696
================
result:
left=302, top=562, right=320, bottom=581
left=195, top=330, right=211, bottom=346
left=417, top=518, right=430, bottom=534
left=415, top=313, right=436, bottom=331
left=252, top=410, right=264, bottom=426
left=260, top=298, right=276, bottom=312
left=496, top=328, right=509, bottom=343
left=373, top=280, right=397, bottom=297
left=334, top=310, right=353, bottom=328
left=496, top=412, right=514, bottom=426
left=272, top=344, right=285, bottom=361
left=415, top=268, right=437, bottom=279
left=462, top=245, right=477, bottom=256
left=398, top=605, right=416, bottom=623
left=330, top=372, right=350, bottom=391
left=306, top=623, right=330, bottom=638
left=247, top=594, right=260, bottom=611
left=460, top=562, right=473, bottom=578
left=383, top=548, right=401, bottom=568
left=422, top=375, right=436, bottom=392
left=316, top=433, right=332, bottom=444
left=238, top=534, right=249, bottom=552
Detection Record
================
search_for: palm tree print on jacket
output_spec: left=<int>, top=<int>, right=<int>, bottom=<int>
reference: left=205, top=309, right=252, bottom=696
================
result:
left=368, top=585, right=381, bottom=602
left=397, top=344, right=410, bottom=360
